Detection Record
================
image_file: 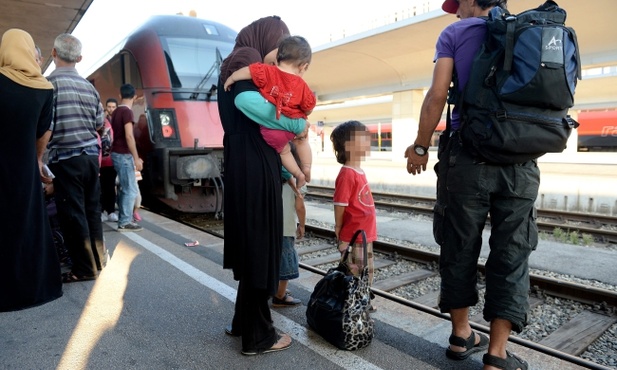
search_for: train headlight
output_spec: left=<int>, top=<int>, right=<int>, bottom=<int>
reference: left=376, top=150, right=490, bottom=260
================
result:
left=160, top=112, right=171, bottom=126
left=160, top=112, right=174, bottom=138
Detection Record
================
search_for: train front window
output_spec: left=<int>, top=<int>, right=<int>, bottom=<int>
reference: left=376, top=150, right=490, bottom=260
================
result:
left=161, top=37, right=233, bottom=101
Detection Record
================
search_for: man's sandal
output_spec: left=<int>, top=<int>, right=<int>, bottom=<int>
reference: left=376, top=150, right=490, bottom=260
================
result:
left=445, top=331, right=489, bottom=360
left=482, top=351, right=528, bottom=370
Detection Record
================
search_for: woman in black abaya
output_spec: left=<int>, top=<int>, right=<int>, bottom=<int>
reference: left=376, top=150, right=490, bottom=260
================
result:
left=218, top=16, right=307, bottom=355
left=0, top=29, right=62, bottom=311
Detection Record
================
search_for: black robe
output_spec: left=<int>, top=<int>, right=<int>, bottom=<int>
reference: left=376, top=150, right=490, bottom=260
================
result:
left=218, top=79, right=282, bottom=295
left=0, top=74, right=63, bottom=311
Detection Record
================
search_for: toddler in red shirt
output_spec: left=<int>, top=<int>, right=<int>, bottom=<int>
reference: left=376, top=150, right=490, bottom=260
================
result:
left=331, top=120, right=376, bottom=310
left=224, top=35, right=315, bottom=188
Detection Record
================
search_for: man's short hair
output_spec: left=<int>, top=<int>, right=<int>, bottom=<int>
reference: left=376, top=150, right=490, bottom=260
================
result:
left=120, top=84, right=136, bottom=99
left=53, top=33, right=82, bottom=63
left=106, top=98, right=118, bottom=106
left=477, top=0, right=507, bottom=10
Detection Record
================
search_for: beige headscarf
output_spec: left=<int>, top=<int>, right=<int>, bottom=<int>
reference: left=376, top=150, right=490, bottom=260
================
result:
left=0, top=28, right=52, bottom=90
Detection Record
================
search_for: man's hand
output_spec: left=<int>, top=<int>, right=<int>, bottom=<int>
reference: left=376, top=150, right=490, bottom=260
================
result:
left=404, top=145, right=428, bottom=175
left=134, top=158, right=144, bottom=172
left=296, top=224, right=305, bottom=240
left=39, top=160, right=53, bottom=184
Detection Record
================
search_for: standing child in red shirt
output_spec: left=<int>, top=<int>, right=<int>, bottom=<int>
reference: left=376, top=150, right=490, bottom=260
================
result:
left=224, top=35, right=315, bottom=188
left=331, top=120, right=376, bottom=310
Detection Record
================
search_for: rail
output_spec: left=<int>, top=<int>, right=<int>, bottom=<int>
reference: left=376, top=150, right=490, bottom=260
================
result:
left=306, top=185, right=617, bottom=244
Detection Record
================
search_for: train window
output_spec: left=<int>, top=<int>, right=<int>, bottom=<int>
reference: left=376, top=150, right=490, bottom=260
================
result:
left=160, top=37, right=233, bottom=101
left=202, top=24, right=219, bottom=36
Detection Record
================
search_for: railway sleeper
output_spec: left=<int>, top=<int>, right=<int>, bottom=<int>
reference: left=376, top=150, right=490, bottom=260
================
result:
left=538, top=310, right=617, bottom=356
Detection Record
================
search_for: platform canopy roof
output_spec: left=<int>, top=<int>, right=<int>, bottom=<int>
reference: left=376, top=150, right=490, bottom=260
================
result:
left=0, top=0, right=94, bottom=71
left=305, top=0, right=617, bottom=110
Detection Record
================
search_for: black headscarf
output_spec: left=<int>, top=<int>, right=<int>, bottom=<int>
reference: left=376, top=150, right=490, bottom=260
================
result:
left=219, top=16, right=290, bottom=81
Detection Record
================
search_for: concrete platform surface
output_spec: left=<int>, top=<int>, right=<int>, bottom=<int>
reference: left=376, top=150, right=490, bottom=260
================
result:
left=0, top=210, right=590, bottom=370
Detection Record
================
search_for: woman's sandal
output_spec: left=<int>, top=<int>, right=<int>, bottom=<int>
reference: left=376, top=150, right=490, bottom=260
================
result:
left=445, top=331, right=489, bottom=360
left=61, top=272, right=97, bottom=283
left=482, top=351, right=528, bottom=370
left=241, top=333, right=292, bottom=356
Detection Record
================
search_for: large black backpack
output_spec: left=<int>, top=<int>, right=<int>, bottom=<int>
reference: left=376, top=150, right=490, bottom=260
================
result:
left=454, top=0, right=581, bottom=164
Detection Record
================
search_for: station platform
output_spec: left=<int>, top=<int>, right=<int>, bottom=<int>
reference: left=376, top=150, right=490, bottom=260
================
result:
left=0, top=210, right=596, bottom=370
left=309, top=154, right=617, bottom=216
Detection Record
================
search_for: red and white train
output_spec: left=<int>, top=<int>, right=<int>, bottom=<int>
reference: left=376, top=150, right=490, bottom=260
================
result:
left=88, top=15, right=237, bottom=214
left=366, top=111, right=617, bottom=152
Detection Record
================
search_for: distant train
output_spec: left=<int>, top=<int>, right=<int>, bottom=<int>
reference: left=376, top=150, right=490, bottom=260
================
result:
left=577, top=110, right=617, bottom=152
left=366, top=110, right=617, bottom=152
left=88, top=15, right=237, bottom=214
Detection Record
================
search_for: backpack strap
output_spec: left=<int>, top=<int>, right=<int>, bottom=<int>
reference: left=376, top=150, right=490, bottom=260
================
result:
left=447, top=15, right=488, bottom=130
left=446, top=67, right=458, bottom=134
left=502, top=1, right=568, bottom=72
left=569, top=27, right=582, bottom=80
left=503, top=15, right=516, bottom=72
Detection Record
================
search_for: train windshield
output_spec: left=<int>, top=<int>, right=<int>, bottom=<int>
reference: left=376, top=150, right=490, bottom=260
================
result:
left=160, top=37, right=233, bottom=101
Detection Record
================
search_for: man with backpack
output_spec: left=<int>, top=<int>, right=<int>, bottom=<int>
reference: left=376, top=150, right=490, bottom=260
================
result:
left=405, top=0, right=544, bottom=368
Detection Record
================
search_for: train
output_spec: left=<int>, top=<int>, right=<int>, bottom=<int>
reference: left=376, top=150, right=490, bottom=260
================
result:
left=366, top=110, right=617, bottom=152
left=577, top=110, right=617, bottom=151
left=86, top=15, right=616, bottom=214
left=88, top=15, right=237, bottom=214
left=365, top=122, right=445, bottom=151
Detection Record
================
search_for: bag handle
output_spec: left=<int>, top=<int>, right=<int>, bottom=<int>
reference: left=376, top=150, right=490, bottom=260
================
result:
left=341, top=229, right=368, bottom=272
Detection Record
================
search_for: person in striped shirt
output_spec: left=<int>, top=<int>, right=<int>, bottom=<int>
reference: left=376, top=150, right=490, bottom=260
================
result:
left=47, top=33, right=107, bottom=283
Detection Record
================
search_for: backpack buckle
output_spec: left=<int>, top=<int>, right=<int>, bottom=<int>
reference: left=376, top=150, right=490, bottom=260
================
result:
left=565, top=115, right=580, bottom=128
left=495, top=110, right=507, bottom=121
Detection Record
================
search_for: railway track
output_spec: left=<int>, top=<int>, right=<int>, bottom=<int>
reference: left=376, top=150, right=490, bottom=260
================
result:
left=299, top=225, right=617, bottom=370
left=306, top=185, right=617, bottom=244
left=172, top=210, right=616, bottom=370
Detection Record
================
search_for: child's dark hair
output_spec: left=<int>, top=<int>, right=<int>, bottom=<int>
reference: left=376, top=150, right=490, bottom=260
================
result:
left=120, top=83, right=136, bottom=99
left=277, top=35, right=312, bottom=67
left=330, top=120, right=368, bottom=164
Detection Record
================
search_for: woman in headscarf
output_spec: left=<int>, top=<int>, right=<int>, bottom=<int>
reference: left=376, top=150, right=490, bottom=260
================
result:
left=0, top=29, right=63, bottom=311
left=218, top=16, right=307, bottom=355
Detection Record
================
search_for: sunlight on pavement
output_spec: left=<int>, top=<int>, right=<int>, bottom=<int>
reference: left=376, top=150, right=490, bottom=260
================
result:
left=57, top=242, right=139, bottom=370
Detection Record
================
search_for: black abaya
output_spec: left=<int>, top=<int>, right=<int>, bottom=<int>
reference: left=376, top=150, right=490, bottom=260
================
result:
left=218, top=78, right=282, bottom=352
left=0, top=74, right=63, bottom=311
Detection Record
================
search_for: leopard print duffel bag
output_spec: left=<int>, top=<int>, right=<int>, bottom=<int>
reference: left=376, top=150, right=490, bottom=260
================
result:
left=306, top=230, right=374, bottom=350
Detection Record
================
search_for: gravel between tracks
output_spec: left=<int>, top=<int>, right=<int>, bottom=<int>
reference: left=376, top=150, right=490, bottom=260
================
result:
left=302, top=215, right=617, bottom=369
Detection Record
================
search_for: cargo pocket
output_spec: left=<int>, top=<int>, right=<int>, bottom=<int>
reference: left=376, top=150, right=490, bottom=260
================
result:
left=433, top=202, right=446, bottom=247
left=528, top=206, right=538, bottom=251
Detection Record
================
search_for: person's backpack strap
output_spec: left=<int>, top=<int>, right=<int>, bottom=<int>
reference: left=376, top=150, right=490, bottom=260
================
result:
left=503, top=12, right=516, bottom=72
left=502, top=1, right=569, bottom=72
left=446, top=67, right=458, bottom=134
left=447, top=15, right=488, bottom=128
left=570, top=27, right=582, bottom=80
